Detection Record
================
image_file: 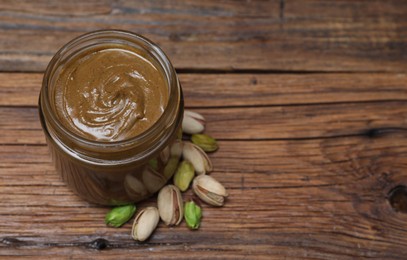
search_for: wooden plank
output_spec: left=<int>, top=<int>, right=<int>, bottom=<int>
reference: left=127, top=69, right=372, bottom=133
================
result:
left=0, top=1, right=406, bottom=72
left=181, top=73, right=407, bottom=107
left=1, top=134, right=407, bottom=259
left=0, top=0, right=112, bottom=16
left=2, top=136, right=407, bottom=190
left=0, top=73, right=42, bottom=106
left=1, top=73, right=407, bottom=107
left=1, top=0, right=407, bottom=258
left=1, top=100, right=406, bottom=144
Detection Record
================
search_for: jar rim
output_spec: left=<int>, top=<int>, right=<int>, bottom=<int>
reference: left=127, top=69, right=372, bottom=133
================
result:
left=41, top=29, right=180, bottom=148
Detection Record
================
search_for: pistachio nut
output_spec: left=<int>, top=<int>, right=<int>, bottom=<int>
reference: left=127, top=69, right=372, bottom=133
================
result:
left=184, top=200, right=202, bottom=230
left=163, top=140, right=183, bottom=178
left=170, top=139, right=184, bottom=157
left=148, top=158, right=159, bottom=171
left=191, top=134, right=218, bottom=152
left=182, top=142, right=213, bottom=175
left=105, top=204, right=136, bottom=228
left=163, top=157, right=180, bottom=179
left=124, top=174, right=148, bottom=201
left=193, top=175, right=228, bottom=207
left=131, top=207, right=159, bottom=242
left=142, top=167, right=167, bottom=193
left=182, top=110, right=205, bottom=134
left=160, top=146, right=170, bottom=164
left=157, top=185, right=183, bottom=226
left=173, top=160, right=195, bottom=192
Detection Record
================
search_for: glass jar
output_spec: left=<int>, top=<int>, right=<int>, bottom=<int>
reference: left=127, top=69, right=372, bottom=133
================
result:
left=39, top=30, right=183, bottom=205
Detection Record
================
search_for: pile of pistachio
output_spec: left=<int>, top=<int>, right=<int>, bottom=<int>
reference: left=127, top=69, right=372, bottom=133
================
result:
left=104, top=110, right=228, bottom=241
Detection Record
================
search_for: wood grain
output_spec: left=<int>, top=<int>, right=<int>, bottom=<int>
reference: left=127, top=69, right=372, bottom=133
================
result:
left=1, top=101, right=407, bottom=144
left=1, top=73, right=407, bottom=107
left=1, top=1, right=407, bottom=259
left=0, top=0, right=112, bottom=16
left=0, top=0, right=406, bottom=72
left=1, top=135, right=407, bottom=259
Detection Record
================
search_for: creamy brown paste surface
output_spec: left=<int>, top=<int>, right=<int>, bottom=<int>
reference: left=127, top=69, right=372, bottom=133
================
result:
left=54, top=44, right=168, bottom=141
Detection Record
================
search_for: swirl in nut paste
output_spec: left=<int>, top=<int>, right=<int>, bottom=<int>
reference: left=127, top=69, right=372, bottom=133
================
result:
left=54, top=45, right=168, bottom=141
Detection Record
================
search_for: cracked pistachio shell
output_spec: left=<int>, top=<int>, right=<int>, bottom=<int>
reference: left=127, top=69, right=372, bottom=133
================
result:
left=193, top=175, right=228, bottom=207
left=105, top=204, right=136, bottom=228
left=173, top=160, right=195, bottom=192
left=191, top=134, right=218, bottom=152
left=131, top=207, right=159, bottom=242
left=182, top=110, right=205, bottom=134
left=182, top=142, right=213, bottom=175
left=184, top=200, right=202, bottom=230
left=157, top=185, right=183, bottom=226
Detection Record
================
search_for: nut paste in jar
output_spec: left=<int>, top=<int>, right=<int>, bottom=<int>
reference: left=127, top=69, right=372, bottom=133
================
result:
left=54, top=44, right=169, bottom=141
left=39, top=30, right=183, bottom=205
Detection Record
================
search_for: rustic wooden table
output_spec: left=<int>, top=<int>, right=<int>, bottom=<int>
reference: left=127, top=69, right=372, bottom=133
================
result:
left=1, top=1, right=407, bottom=259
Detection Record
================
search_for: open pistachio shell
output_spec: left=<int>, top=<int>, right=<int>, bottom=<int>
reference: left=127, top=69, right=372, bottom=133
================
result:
left=192, top=175, right=228, bottom=207
left=183, top=142, right=213, bottom=175
left=182, top=110, right=205, bottom=134
left=157, top=185, right=184, bottom=226
left=131, top=207, right=159, bottom=242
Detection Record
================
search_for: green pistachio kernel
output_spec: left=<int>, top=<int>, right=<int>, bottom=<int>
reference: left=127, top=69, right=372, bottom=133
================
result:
left=148, top=158, right=159, bottom=171
left=184, top=200, right=202, bottom=230
left=173, top=161, right=195, bottom=192
left=191, top=134, right=218, bottom=152
left=105, top=204, right=136, bottom=228
left=163, top=157, right=180, bottom=179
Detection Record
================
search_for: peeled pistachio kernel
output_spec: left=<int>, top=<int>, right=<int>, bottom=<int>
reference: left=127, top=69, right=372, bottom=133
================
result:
left=173, top=161, right=195, bottom=192
left=163, top=157, right=180, bottom=179
left=193, top=175, right=228, bottom=207
left=157, top=185, right=183, bottom=226
left=131, top=207, right=159, bottom=242
left=105, top=204, right=136, bottom=228
left=191, top=134, right=218, bottom=152
left=182, top=110, right=205, bottom=134
left=183, top=142, right=213, bottom=175
left=148, top=158, right=159, bottom=171
left=184, top=200, right=202, bottom=230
